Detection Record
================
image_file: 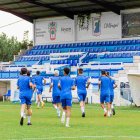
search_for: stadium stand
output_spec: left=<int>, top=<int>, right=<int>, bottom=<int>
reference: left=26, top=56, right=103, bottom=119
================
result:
left=0, top=39, right=139, bottom=80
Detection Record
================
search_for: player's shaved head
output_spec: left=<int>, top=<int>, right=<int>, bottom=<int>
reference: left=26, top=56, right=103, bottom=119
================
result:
left=54, top=70, right=59, bottom=76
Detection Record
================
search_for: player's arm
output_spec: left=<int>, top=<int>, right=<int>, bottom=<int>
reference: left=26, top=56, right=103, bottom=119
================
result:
left=72, top=85, right=76, bottom=90
left=49, top=83, right=53, bottom=92
left=71, top=79, right=76, bottom=90
left=43, top=78, right=46, bottom=85
left=58, top=78, right=61, bottom=90
left=86, top=78, right=91, bottom=88
left=98, top=80, right=101, bottom=91
left=17, top=79, right=19, bottom=89
left=29, top=81, right=35, bottom=89
left=114, top=83, right=117, bottom=89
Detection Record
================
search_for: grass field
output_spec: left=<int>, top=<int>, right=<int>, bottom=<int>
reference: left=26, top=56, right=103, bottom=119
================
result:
left=0, top=102, right=140, bottom=140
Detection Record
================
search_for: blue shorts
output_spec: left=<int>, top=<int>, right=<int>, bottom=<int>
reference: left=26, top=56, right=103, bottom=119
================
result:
left=36, top=86, right=43, bottom=95
left=52, top=96, right=61, bottom=104
left=100, top=94, right=110, bottom=103
left=61, top=99, right=72, bottom=108
left=78, top=93, right=87, bottom=102
left=110, top=95, right=114, bottom=103
left=20, top=94, right=32, bottom=105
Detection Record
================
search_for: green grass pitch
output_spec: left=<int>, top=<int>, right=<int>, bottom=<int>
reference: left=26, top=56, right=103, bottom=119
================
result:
left=0, top=102, right=140, bottom=140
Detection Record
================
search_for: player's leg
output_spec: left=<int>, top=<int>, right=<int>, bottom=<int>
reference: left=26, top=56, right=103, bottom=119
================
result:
left=56, top=96, right=61, bottom=117
left=39, top=94, right=45, bottom=108
left=81, top=94, right=87, bottom=117
left=105, top=95, right=111, bottom=117
left=39, top=87, right=45, bottom=108
left=57, top=103, right=61, bottom=117
left=26, top=95, right=32, bottom=125
left=61, top=99, right=66, bottom=123
left=19, top=95, right=26, bottom=126
left=110, top=95, right=115, bottom=115
left=65, top=99, right=72, bottom=127
left=78, top=94, right=84, bottom=116
left=26, top=105, right=32, bottom=125
left=37, top=94, right=40, bottom=108
left=20, top=103, right=26, bottom=125
left=52, top=96, right=57, bottom=110
left=100, top=95, right=107, bottom=117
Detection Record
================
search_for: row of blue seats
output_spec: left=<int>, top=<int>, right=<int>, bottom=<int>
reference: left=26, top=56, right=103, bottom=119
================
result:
left=103, top=52, right=140, bottom=58
left=26, top=45, right=140, bottom=56
left=33, top=39, right=140, bottom=50
left=17, top=56, right=49, bottom=61
left=50, top=59, right=79, bottom=66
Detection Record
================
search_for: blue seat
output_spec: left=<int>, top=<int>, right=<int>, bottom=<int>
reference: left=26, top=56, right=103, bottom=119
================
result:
left=126, top=46, right=131, bottom=51
left=3, top=90, right=11, bottom=102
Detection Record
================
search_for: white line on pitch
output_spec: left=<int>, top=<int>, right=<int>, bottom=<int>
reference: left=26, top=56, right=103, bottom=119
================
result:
left=9, top=135, right=140, bottom=140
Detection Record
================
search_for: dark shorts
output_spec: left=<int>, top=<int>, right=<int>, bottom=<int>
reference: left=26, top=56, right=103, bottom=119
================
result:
left=20, top=94, right=32, bottom=105
left=100, top=94, right=110, bottom=103
left=52, top=96, right=61, bottom=104
left=61, top=99, right=72, bottom=108
left=36, top=86, right=43, bottom=95
left=110, top=95, right=114, bottom=103
left=78, top=93, right=87, bottom=102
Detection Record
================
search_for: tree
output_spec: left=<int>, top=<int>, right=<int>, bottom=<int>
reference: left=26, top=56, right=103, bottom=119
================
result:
left=0, top=32, right=33, bottom=62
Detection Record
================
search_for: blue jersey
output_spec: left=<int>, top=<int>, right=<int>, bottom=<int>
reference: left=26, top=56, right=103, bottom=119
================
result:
left=60, top=76, right=74, bottom=100
left=99, top=76, right=111, bottom=95
left=75, top=75, right=89, bottom=94
left=110, top=79, right=115, bottom=95
left=51, top=76, right=61, bottom=97
left=17, top=75, right=32, bottom=96
left=33, top=75, right=44, bottom=87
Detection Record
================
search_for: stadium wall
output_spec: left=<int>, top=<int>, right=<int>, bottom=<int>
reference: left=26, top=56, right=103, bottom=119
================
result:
left=34, top=11, right=122, bottom=45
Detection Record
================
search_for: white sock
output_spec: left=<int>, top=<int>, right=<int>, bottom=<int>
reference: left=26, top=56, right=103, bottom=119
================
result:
left=111, top=104, right=114, bottom=109
left=81, top=107, right=85, bottom=113
left=104, top=108, right=107, bottom=113
left=66, top=117, right=70, bottom=127
left=27, top=116, right=31, bottom=123
left=61, top=112, right=66, bottom=123
left=23, top=112, right=26, bottom=118
left=37, top=102, right=40, bottom=107
left=21, top=111, right=24, bottom=117
left=57, top=108, right=60, bottom=113
left=54, top=105, right=58, bottom=110
left=107, top=111, right=111, bottom=117
left=57, top=108, right=61, bottom=117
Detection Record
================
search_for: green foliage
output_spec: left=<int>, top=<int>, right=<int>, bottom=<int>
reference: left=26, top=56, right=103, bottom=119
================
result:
left=0, top=33, right=33, bottom=62
left=0, top=102, right=140, bottom=140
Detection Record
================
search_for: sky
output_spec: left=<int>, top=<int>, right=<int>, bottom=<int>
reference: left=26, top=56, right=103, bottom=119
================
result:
left=0, top=11, right=33, bottom=41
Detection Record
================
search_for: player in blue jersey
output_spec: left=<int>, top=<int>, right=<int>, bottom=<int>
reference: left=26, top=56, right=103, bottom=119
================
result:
left=59, top=68, right=75, bottom=127
left=33, top=71, right=46, bottom=108
left=17, top=68, right=35, bottom=126
left=75, top=68, right=90, bottom=117
left=49, top=70, right=61, bottom=117
left=98, top=70, right=111, bottom=117
left=106, top=72, right=117, bottom=115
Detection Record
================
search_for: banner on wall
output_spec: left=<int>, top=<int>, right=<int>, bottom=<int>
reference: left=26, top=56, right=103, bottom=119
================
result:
left=34, top=18, right=74, bottom=45
left=92, top=17, right=101, bottom=36
left=76, top=12, right=121, bottom=41
left=48, top=21, right=57, bottom=41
